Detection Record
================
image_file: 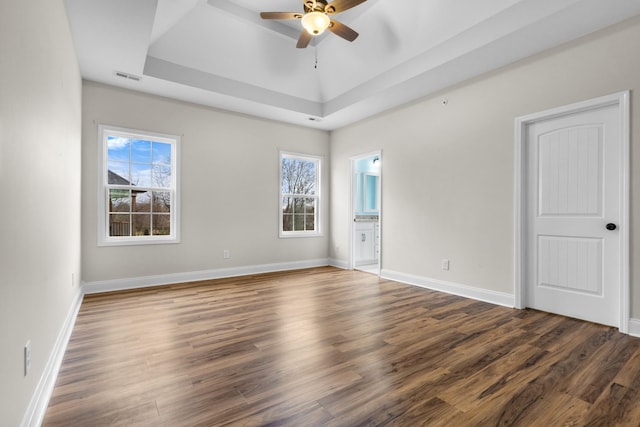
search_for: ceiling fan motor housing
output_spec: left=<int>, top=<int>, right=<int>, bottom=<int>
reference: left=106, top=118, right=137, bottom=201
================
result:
left=304, top=0, right=330, bottom=14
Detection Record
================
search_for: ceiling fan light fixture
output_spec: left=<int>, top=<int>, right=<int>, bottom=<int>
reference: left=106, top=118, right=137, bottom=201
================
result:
left=301, top=11, right=330, bottom=35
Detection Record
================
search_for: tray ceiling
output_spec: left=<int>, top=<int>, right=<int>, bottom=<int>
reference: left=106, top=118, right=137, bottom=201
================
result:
left=64, top=0, right=640, bottom=129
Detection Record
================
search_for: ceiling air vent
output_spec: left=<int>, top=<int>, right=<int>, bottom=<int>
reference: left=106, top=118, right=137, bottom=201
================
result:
left=114, top=71, right=141, bottom=82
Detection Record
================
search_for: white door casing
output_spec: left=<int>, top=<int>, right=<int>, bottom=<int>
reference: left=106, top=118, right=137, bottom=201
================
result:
left=515, top=92, right=629, bottom=332
left=349, top=151, right=382, bottom=272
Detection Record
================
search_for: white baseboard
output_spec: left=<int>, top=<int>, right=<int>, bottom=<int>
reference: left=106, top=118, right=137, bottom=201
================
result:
left=82, top=258, right=330, bottom=294
left=328, top=258, right=349, bottom=269
left=629, top=318, right=640, bottom=338
left=381, top=269, right=516, bottom=308
left=21, top=287, right=84, bottom=427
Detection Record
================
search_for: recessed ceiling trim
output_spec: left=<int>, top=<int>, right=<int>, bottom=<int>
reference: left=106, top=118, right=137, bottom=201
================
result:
left=143, top=55, right=322, bottom=117
left=324, top=0, right=640, bottom=118
left=66, top=0, right=640, bottom=131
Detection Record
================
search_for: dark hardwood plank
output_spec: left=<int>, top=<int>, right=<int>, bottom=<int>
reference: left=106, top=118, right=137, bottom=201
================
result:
left=42, top=267, right=640, bottom=426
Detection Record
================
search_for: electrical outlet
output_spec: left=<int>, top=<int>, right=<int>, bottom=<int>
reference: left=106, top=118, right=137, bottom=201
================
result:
left=24, top=340, right=31, bottom=376
left=223, top=250, right=230, bottom=259
left=441, top=259, right=450, bottom=270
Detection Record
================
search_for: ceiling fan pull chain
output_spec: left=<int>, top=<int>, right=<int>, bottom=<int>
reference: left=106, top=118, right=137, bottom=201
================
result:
left=315, top=47, right=318, bottom=69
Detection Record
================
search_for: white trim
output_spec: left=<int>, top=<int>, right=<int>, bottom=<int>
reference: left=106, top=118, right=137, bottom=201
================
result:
left=514, top=91, right=630, bottom=333
left=619, top=92, right=631, bottom=334
left=97, top=124, right=181, bottom=246
left=629, top=318, right=640, bottom=338
left=513, top=114, right=526, bottom=310
left=381, top=269, right=515, bottom=308
left=349, top=151, right=382, bottom=272
left=21, top=289, right=84, bottom=427
left=348, top=159, right=355, bottom=271
left=82, top=258, right=330, bottom=294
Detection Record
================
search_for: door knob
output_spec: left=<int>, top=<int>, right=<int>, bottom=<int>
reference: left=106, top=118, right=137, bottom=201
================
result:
left=606, top=223, right=617, bottom=231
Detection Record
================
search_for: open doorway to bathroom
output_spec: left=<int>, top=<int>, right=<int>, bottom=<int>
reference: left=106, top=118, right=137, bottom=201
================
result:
left=350, top=151, right=381, bottom=275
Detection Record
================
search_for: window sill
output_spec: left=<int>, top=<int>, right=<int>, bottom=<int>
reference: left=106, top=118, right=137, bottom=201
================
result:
left=279, top=232, right=323, bottom=239
left=98, top=236, right=180, bottom=247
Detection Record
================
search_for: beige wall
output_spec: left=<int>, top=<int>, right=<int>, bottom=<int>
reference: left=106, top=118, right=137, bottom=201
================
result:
left=0, top=0, right=82, bottom=425
left=2, top=4, right=640, bottom=424
left=82, top=82, right=330, bottom=283
left=330, top=16, right=640, bottom=317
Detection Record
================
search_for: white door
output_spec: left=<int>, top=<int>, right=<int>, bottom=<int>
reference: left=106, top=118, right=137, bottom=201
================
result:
left=525, top=104, right=621, bottom=326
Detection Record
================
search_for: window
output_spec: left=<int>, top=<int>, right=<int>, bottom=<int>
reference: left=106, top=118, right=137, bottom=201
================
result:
left=280, top=152, right=321, bottom=237
left=98, top=125, right=180, bottom=245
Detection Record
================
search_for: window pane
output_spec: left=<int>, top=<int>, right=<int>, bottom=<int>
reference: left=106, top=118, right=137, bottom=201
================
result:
left=306, top=161, right=316, bottom=195
left=152, top=164, right=172, bottom=188
left=281, top=158, right=292, bottom=194
left=305, top=214, right=315, bottom=231
left=131, top=163, right=152, bottom=187
left=131, top=139, right=151, bottom=163
left=294, top=214, right=305, bottom=231
left=132, top=214, right=151, bottom=236
left=132, top=191, right=150, bottom=212
left=109, top=214, right=130, bottom=236
left=109, top=189, right=130, bottom=213
left=281, top=158, right=316, bottom=196
left=152, top=214, right=171, bottom=235
left=152, top=191, right=171, bottom=213
left=108, top=163, right=130, bottom=184
left=305, top=198, right=315, bottom=214
left=294, top=197, right=305, bottom=213
left=282, top=197, right=292, bottom=214
left=283, top=214, right=293, bottom=231
left=152, top=142, right=172, bottom=165
left=107, top=136, right=130, bottom=162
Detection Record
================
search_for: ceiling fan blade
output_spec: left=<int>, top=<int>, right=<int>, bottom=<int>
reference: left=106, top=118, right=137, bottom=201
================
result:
left=328, top=19, right=358, bottom=42
left=324, top=0, right=366, bottom=14
left=296, top=30, right=313, bottom=48
left=260, top=12, right=303, bottom=20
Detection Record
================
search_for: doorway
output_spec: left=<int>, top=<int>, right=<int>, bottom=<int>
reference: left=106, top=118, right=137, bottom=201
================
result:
left=515, top=92, right=629, bottom=331
left=350, top=152, right=382, bottom=275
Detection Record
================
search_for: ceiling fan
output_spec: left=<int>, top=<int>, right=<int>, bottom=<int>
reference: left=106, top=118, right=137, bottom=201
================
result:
left=260, top=0, right=367, bottom=48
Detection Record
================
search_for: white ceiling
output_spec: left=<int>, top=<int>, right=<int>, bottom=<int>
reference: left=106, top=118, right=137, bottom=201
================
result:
left=64, top=0, right=640, bottom=130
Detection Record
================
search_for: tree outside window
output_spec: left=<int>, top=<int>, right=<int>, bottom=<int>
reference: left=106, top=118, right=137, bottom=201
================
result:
left=280, top=152, right=321, bottom=237
left=98, top=125, right=180, bottom=246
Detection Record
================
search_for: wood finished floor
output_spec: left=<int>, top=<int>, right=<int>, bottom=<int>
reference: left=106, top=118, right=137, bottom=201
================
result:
left=43, top=267, right=640, bottom=426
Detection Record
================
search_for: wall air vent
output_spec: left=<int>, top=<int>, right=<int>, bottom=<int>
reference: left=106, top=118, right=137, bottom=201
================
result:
left=114, top=71, right=141, bottom=82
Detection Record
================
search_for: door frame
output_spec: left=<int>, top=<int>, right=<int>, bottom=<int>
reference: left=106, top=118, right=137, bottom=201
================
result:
left=514, top=91, right=630, bottom=332
left=349, top=150, right=382, bottom=272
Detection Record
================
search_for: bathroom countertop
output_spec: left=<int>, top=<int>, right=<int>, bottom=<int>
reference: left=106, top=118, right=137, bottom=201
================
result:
left=354, top=215, right=379, bottom=222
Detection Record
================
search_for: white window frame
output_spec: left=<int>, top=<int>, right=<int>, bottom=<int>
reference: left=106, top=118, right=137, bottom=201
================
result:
left=279, top=151, right=322, bottom=238
left=97, top=124, right=180, bottom=246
